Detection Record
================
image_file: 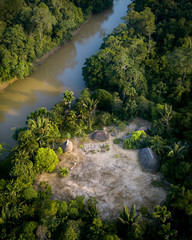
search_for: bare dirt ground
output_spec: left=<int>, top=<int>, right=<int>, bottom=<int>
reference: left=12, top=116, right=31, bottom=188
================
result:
left=35, top=118, right=167, bottom=219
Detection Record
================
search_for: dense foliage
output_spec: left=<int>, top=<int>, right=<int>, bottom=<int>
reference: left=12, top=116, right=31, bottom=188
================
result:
left=82, top=0, right=192, bottom=238
left=0, top=0, right=113, bottom=82
left=0, top=0, right=192, bottom=239
left=34, top=147, right=59, bottom=173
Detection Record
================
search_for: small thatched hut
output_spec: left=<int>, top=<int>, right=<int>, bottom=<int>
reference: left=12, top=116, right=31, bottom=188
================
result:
left=62, top=140, right=73, bottom=153
left=91, top=130, right=109, bottom=142
left=139, top=147, right=159, bottom=172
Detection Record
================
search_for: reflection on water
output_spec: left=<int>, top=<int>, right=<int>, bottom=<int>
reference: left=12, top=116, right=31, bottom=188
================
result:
left=0, top=0, right=130, bottom=148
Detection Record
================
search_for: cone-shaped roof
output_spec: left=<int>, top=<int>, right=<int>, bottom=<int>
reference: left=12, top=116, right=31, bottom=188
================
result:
left=139, top=147, right=159, bottom=172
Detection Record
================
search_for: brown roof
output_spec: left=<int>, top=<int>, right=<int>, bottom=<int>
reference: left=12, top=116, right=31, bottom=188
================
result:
left=91, top=130, right=109, bottom=141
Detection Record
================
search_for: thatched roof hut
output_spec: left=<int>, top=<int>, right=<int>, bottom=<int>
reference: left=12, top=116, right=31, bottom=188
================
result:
left=91, top=130, right=109, bottom=142
left=139, top=147, right=159, bottom=172
left=62, top=140, right=73, bottom=153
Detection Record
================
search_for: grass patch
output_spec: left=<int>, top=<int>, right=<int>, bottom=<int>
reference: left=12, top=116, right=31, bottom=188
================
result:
left=100, top=144, right=110, bottom=152
left=113, top=138, right=121, bottom=144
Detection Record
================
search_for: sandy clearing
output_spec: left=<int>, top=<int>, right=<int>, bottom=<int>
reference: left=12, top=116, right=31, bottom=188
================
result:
left=35, top=118, right=167, bottom=219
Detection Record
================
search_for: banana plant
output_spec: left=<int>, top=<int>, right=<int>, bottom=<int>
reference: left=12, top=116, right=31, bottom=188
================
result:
left=167, top=143, right=185, bottom=160
left=118, top=204, right=141, bottom=226
left=153, top=205, right=171, bottom=223
left=0, top=201, right=24, bottom=225
left=0, top=203, right=12, bottom=224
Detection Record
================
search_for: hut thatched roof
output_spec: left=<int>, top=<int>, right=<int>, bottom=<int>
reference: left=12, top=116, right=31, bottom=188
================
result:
left=91, top=130, right=109, bottom=142
left=62, top=140, right=73, bottom=153
left=139, top=147, right=159, bottom=172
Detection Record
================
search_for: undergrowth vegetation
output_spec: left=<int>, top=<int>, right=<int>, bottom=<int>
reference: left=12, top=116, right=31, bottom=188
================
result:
left=0, top=0, right=192, bottom=239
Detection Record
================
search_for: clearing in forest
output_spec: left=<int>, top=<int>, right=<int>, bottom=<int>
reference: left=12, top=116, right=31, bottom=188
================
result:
left=35, top=118, right=167, bottom=219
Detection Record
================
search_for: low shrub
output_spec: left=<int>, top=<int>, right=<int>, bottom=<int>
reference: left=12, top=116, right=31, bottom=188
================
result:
left=57, top=147, right=63, bottom=154
left=113, top=138, right=121, bottom=144
left=123, top=130, right=149, bottom=149
left=60, top=167, right=69, bottom=177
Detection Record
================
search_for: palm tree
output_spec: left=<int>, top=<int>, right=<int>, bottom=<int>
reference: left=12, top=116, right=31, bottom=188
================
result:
left=51, top=103, right=65, bottom=128
left=153, top=205, right=171, bottom=223
left=167, top=143, right=185, bottom=160
left=158, top=223, right=178, bottom=240
left=159, top=104, right=174, bottom=133
left=122, top=84, right=137, bottom=102
left=0, top=203, right=12, bottom=224
left=80, top=98, right=98, bottom=116
left=17, top=130, right=39, bottom=159
left=0, top=201, right=24, bottom=224
left=28, top=116, right=57, bottom=147
left=118, top=204, right=142, bottom=239
left=75, top=119, right=88, bottom=137
left=118, top=204, right=141, bottom=226
left=11, top=147, right=30, bottom=163
left=80, top=98, right=98, bottom=130
left=150, top=135, right=165, bottom=156
left=63, top=90, right=75, bottom=109
left=11, top=202, right=24, bottom=220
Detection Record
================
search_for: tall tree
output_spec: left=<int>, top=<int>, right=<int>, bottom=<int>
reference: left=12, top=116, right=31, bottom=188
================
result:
left=63, top=90, right=75, bottom=109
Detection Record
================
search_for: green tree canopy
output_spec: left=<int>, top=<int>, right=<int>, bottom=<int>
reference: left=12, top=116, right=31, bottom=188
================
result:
left=34, top=147, right=59, bottom=173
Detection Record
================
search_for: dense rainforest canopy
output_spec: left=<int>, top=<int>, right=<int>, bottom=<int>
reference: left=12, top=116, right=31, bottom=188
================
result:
left=0, top=0, right=192, bottom=239
left=0, top=0, right=113, bottom=82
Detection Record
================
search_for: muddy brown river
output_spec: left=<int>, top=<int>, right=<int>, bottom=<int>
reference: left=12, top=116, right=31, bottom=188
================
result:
left=0, top=0, right=130, bottom=150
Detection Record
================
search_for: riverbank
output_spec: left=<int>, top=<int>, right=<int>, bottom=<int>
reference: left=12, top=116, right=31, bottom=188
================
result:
left=33, top=15, right=91, bottom=68
left=0, top=0, right=130, bottom=148
left=0, top=78, right=18, bottom=93
left=0, top=16, right=91, bottom=93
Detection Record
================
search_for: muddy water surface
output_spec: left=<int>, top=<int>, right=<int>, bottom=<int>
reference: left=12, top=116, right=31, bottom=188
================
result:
left=0, top=0, right=130, bottom=149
